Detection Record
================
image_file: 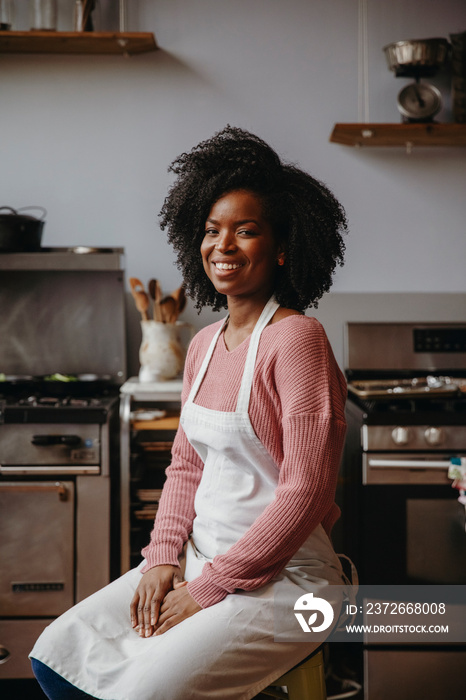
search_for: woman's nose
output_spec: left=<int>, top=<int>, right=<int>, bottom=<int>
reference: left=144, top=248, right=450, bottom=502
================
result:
left=215, top=231, right=237, bottom=252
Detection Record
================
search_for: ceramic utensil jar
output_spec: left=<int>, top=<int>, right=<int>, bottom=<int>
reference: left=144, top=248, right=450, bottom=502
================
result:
left=139, top=320, right=194, bottom=382
left=30, top=0, right=57, bottom=30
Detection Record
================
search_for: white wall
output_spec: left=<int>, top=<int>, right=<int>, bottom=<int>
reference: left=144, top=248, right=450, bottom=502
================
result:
left=1, top=0, right=465, bottom=370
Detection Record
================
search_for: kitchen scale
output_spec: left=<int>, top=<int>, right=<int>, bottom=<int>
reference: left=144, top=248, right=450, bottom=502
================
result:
left=396, top=79, right=442, bottom=122
left=383, top=38, right=450, bottom=123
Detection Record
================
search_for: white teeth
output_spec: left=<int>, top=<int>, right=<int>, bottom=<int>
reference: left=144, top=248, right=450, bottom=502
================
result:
left=215, top=262, right=242, bottom=270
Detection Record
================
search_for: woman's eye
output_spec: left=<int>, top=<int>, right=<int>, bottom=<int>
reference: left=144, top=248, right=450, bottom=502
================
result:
left=204, top=228, right=218, bottom=236
left=238, top=229, right=256, bottom=236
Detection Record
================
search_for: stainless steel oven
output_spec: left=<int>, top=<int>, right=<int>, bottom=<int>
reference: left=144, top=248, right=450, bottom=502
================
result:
left=338, top=322, right=466, bottom=700
left=0, top=404, right=119, bottom=679
left=0, top=248, right=126, bottom=680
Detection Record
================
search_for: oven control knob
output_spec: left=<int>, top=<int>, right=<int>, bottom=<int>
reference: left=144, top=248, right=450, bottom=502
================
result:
left=424, top=426, right=444, bottom=446
left=0, top=644, right=10, bottom=664
left=391, top=426, right=411, bottom=446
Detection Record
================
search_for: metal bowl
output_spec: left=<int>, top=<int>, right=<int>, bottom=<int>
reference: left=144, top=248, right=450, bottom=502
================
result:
left=383, top=38, right=450, bottom=77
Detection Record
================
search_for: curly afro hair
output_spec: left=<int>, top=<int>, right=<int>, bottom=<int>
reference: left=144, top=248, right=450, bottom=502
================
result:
left=159, top=126, right=347, bottom=312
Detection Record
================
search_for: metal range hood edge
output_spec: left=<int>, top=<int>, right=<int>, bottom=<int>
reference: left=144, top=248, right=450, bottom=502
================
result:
left=0, top=247, right=125, bottom=271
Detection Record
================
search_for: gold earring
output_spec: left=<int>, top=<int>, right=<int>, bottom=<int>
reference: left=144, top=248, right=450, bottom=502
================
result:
left=277, top=257, right=285, bottom=266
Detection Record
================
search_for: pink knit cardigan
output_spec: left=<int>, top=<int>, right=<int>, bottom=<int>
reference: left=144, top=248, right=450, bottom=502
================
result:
left=141, top=314, right=347, bottom=608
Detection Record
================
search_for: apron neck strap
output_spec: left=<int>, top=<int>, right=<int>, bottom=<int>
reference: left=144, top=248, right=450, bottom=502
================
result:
left=236, top=296, right=279, bottom=414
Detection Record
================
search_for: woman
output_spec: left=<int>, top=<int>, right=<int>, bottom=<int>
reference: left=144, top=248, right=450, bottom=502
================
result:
left=30, top=126, right=349, bottom=700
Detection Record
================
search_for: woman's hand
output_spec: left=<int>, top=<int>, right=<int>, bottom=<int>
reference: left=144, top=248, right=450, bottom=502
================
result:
left=130, top=565, right=184, bottom=637
left=154, top=579, right=202, bottom=635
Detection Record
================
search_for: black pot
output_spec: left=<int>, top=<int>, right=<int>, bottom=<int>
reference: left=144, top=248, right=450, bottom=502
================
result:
left=0, top=206, right=46, bottom=252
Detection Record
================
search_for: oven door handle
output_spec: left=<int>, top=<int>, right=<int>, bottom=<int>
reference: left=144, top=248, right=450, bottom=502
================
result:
left=368, top=458, right=452, bottom=469
left=0, top=481, right=69, bottom=500
left=0, top=465, right=100, bottom=475
left=32, top=434, right=81, bottom=446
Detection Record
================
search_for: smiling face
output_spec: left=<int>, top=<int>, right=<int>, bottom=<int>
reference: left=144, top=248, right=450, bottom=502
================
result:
left=200, top=189, right=282, bottom=306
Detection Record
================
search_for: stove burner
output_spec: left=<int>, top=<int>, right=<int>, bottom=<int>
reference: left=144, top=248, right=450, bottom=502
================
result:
left=38, top=397, right=61, bottom=406
left=67, top=398, right=90, bottom=407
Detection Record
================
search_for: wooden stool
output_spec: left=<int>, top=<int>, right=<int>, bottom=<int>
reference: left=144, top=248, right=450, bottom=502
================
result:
left=261, top=648, right=327, bottom=700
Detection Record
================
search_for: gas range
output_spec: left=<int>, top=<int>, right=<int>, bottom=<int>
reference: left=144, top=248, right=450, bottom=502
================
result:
left=0, top=247, right=126, bottom=680
left=339, top=321, right=466, bottom=584
left=340, top=321, right=466, bottom=700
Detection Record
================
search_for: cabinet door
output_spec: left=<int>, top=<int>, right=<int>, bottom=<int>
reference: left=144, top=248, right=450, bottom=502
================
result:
left=0, top=481, right=75, bottom=616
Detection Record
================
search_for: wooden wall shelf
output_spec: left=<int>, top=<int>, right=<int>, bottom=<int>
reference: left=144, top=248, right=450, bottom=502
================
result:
left=0, top=31, right=158, bottom=56
left=330, top=123, right=466, bottom=148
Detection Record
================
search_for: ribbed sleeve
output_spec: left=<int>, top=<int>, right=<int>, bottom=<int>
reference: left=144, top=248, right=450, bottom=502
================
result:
left=141, top=314, right=347, bottom=609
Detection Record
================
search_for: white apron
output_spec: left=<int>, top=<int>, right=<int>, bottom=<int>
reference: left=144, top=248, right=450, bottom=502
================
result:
left=30, top=297, right=347, bottom=700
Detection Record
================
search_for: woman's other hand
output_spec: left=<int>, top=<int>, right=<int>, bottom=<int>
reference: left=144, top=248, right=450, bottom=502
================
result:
left=130, top=565, right=184, bottom=637
left=154, top=579, right=202, bottom=635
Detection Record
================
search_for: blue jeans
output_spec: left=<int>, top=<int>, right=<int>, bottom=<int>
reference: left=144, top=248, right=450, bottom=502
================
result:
left=31, top=658, right=99, bottom=700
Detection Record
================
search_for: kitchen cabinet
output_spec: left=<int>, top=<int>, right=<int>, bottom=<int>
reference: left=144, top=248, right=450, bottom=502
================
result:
left=330, top=123, right=466, bottom=148
left=0, top=30, right=157, bottom=56
left=119, top=378, right=182, bottom=574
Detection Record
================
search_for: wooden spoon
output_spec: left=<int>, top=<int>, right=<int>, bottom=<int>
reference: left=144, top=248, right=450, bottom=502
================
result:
left=154, top=280, right=163, bottom=317
left=129, top=277, right=144, bottom=294
left=171, top=286, right=186, bottom=319
left=148, top=279, right=163, bottom=322
left=159, top=296, right=177, bottom=324
left=129, top=277, right=150, bottom=321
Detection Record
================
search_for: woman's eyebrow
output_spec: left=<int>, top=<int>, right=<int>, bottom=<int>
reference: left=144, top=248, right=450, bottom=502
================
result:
left=205, top=217, right=260, bottom=226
